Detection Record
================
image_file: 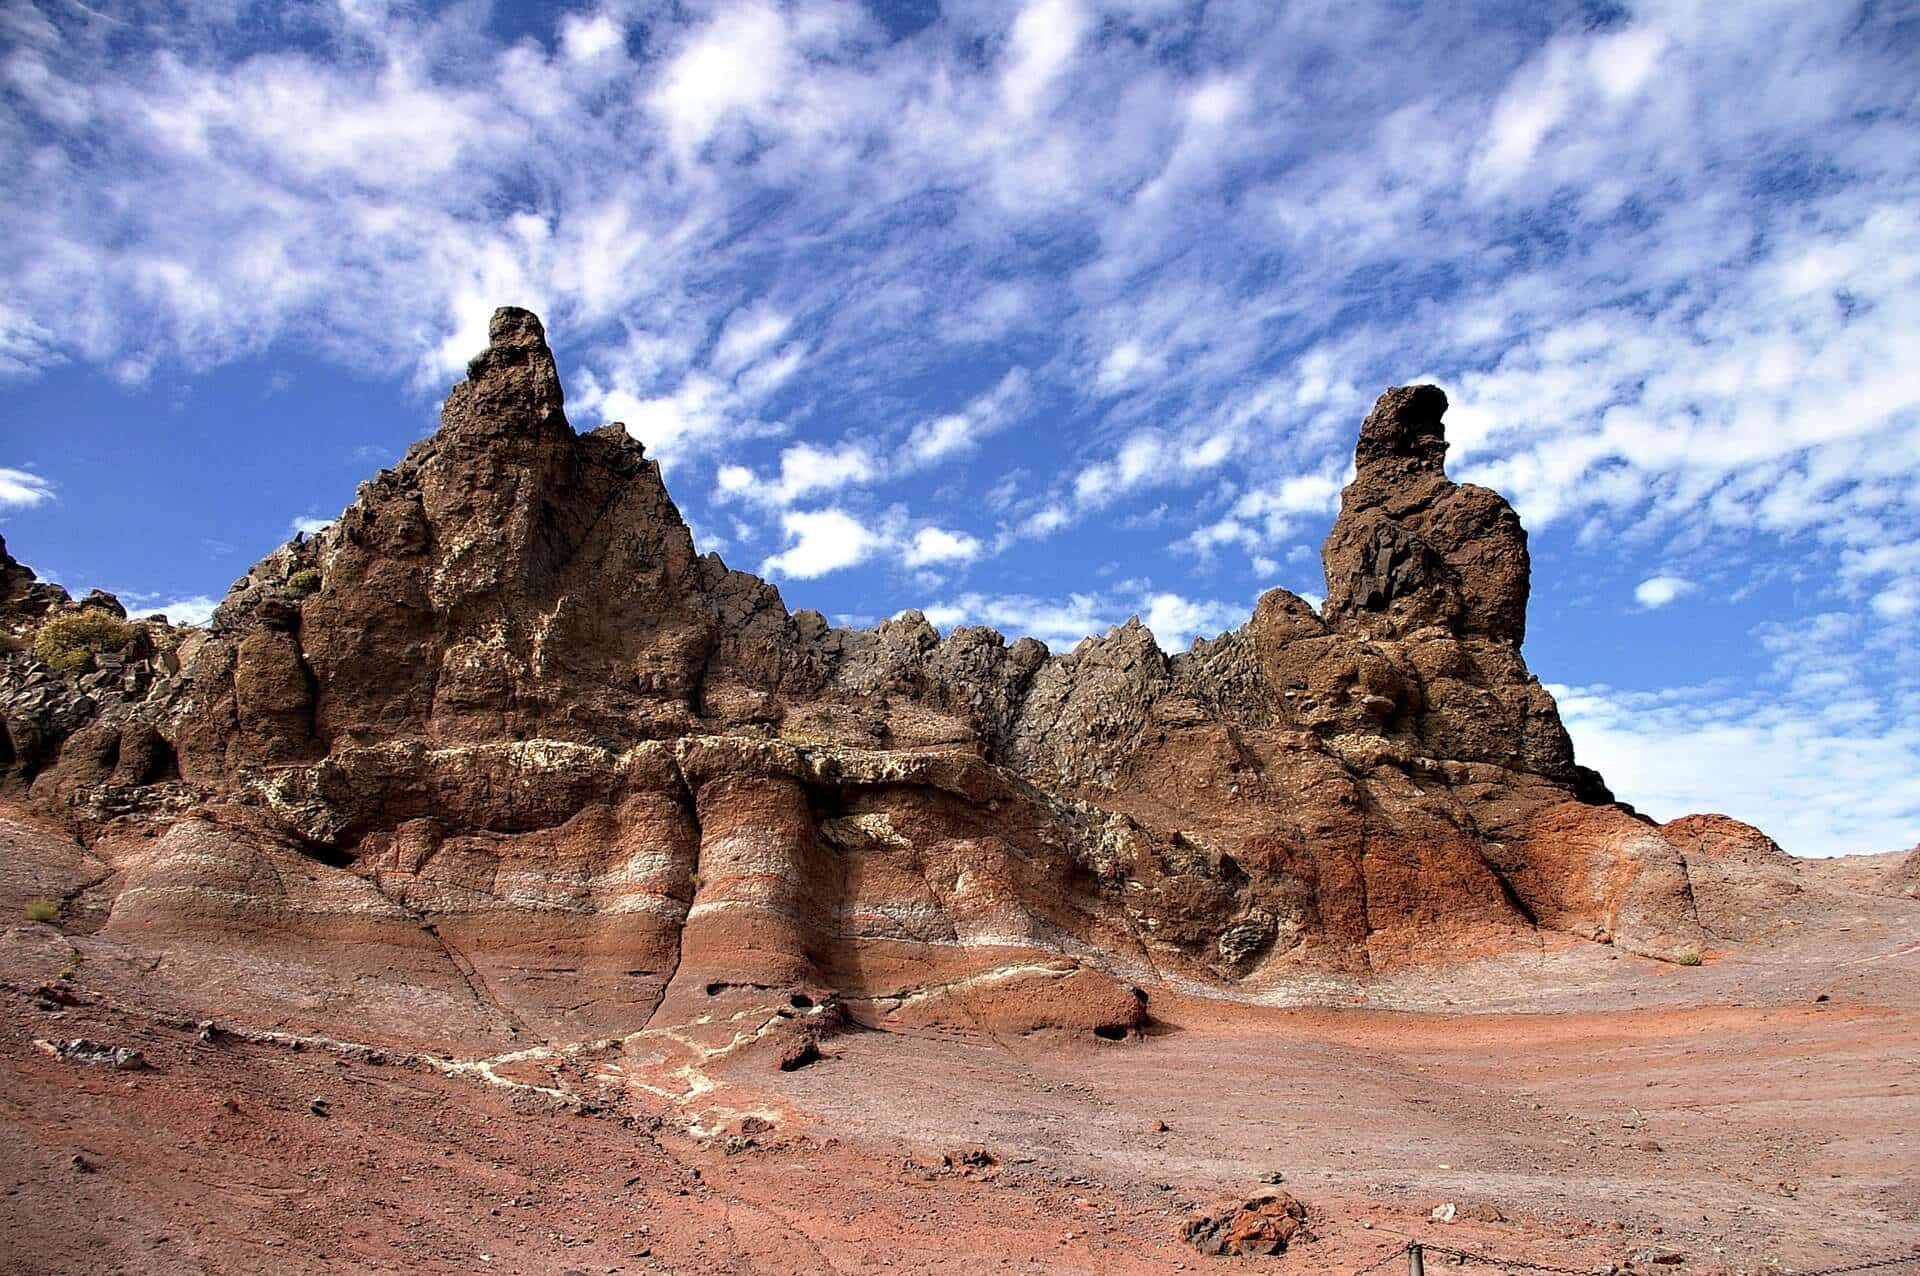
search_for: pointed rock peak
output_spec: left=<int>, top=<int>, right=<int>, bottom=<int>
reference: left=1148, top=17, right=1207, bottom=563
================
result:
left=1354, top=384, right=1449, bottom=475
left=486, top=305, right=548, bottom=352
left=441, top=305, right=568, bottom=439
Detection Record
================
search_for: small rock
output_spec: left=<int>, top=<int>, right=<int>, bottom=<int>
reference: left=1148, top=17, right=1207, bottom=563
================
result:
left=309, top=1097, right=331, bottom=1118
left=1431, top=1203, right=1457, bottom=1223
left=31, top=984, right=78, bottom=1011
left=1258, top=1170, right=1285, bottom=1184
left=1629, top=1248, right=1687, bottom=1266
left=70, top=1154, right=93, bottom=1173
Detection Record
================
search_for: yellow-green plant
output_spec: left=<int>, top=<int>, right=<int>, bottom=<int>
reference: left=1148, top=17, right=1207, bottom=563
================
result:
left=25, top=899, right=57, bottom=923
left=32, top=612, right=134, bottom=672
left=286, top=568, right=322, bottom=596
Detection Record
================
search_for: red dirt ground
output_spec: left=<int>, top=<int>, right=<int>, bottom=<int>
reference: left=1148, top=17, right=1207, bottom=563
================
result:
left=2, top=840, right=1916, bottom=1275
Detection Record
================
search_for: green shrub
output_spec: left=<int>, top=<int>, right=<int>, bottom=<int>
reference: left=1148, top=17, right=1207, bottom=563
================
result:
left=1673, top=948, right=1703, bottom=967
left=32, top=612, right=134, bottom=672
left=285, top=568, right=322, bottom=596
left=25, top=899, right=57, bottom=923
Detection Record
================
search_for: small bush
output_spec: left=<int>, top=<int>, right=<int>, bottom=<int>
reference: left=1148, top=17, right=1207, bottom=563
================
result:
left=285, top=568, right=322, bottom=596
left=32, top=612, right=134, bottom=672
left=1673, top=948, right=1703, bottom=967
left=25, top=899, right=57, bottom=924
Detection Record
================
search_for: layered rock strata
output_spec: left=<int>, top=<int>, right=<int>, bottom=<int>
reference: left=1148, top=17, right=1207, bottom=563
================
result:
left=1, top=308, right=1785, bottom=1046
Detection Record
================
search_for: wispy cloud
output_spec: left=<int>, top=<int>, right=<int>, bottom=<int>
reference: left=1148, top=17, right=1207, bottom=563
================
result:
left=0, top=467, right=55, bottom=509
left=0, top=0, right=1914, bottom=850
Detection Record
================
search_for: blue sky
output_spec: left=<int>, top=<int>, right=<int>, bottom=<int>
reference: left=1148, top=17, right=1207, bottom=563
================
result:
left=1, top=0, right=1916, bottom=856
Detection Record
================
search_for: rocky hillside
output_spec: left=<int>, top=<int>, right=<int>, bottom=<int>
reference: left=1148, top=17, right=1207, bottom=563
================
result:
left=0, top=308, right=1805, bottom=1043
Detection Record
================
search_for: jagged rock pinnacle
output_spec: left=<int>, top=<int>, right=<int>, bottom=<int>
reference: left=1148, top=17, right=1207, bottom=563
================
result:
left=1322, top=381, right=1530, bottom=645
left=442, top=305, right=568, bottom=439
left=1353, top=384, right=1449, bottom=474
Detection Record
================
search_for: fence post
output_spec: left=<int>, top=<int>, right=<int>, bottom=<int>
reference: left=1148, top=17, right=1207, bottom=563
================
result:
left=1408, top=1242, right=1425, bottom=1276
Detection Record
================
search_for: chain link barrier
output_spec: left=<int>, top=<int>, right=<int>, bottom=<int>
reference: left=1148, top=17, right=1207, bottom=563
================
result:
left=1348, top=1239, right=1920, bottom=1276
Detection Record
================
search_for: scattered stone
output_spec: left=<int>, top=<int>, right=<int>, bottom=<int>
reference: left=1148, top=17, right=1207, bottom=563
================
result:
left=1629, top=1248, right=1687, bottom=1266
left=31, top=984, right=78, bottom=1011
left=70, top=1154, right=93, bottom=1173
left=1431, top=1203, right=1458, bottom=1223
left=309, top=1097, right=331, bottom=1118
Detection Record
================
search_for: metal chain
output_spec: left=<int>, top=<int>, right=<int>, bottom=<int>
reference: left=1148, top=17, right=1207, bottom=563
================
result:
left=1786, top=1255, right=1920, bottom=1276
left=1414, top=1241, right=1920, bottom=1276
left=1349, top=1241, right=1413, bottom=1276
left=1420, top=1241, right=1604, bottom=1275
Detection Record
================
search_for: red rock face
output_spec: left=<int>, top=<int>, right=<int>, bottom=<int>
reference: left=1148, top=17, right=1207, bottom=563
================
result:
left=0, top=308, right=1772, bottom=1046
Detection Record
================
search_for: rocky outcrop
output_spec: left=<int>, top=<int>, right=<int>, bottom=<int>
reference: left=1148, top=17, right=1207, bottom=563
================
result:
left=1, top=539, right=193, bottom=805
left=1892, top=846, right=1920, bottom=899
left=1, top=308, right=1778, bottom=1048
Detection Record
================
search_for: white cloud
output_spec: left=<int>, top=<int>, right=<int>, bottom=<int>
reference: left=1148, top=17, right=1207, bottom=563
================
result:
left=132, top=594, right=219, bottom=627
left=760, top=507, right=881, bottom=579
left=1140, top=591, right=1240, bottom=650
left=650, top=2, right=794, bottom=160
left=902, top=526, right=982, bottom=567
left=290, top=516, right=334, bottom=537
left=899, top=368, right=1031, bottom=471
left=1096, top=340, right=1158, bottom=392
left=0, top=466, right=54, bottom=508
left=1000, top=0, right=1088, bottom=118
left=716, top=441, right=878, bottom=508
left=1556, top=679, right=1919, bottom=857
left=923, top=585, right=1246, bottom=652
left=1634, top=574, right=1696, bottom=610
left=1180, top=472, right=1343, bottom=562
left=711, top=303, right=793, bottom=375
left=560, top=13, right=624, bottom=64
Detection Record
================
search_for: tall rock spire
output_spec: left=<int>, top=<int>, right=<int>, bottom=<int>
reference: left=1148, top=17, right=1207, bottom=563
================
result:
left=1321, top=384, right=1530, bottom=645
left=440, top=306, right=570, bottom=442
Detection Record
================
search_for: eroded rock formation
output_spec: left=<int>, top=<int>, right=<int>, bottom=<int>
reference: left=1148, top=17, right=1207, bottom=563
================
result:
left=1, top=308, right=1792, bottom=1047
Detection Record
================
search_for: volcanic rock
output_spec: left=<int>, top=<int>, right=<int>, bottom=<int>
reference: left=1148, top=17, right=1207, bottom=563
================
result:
left=0, top=308, right=1771, bottom=1049
left=1186, top=1188, right=1310, bottom=1257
